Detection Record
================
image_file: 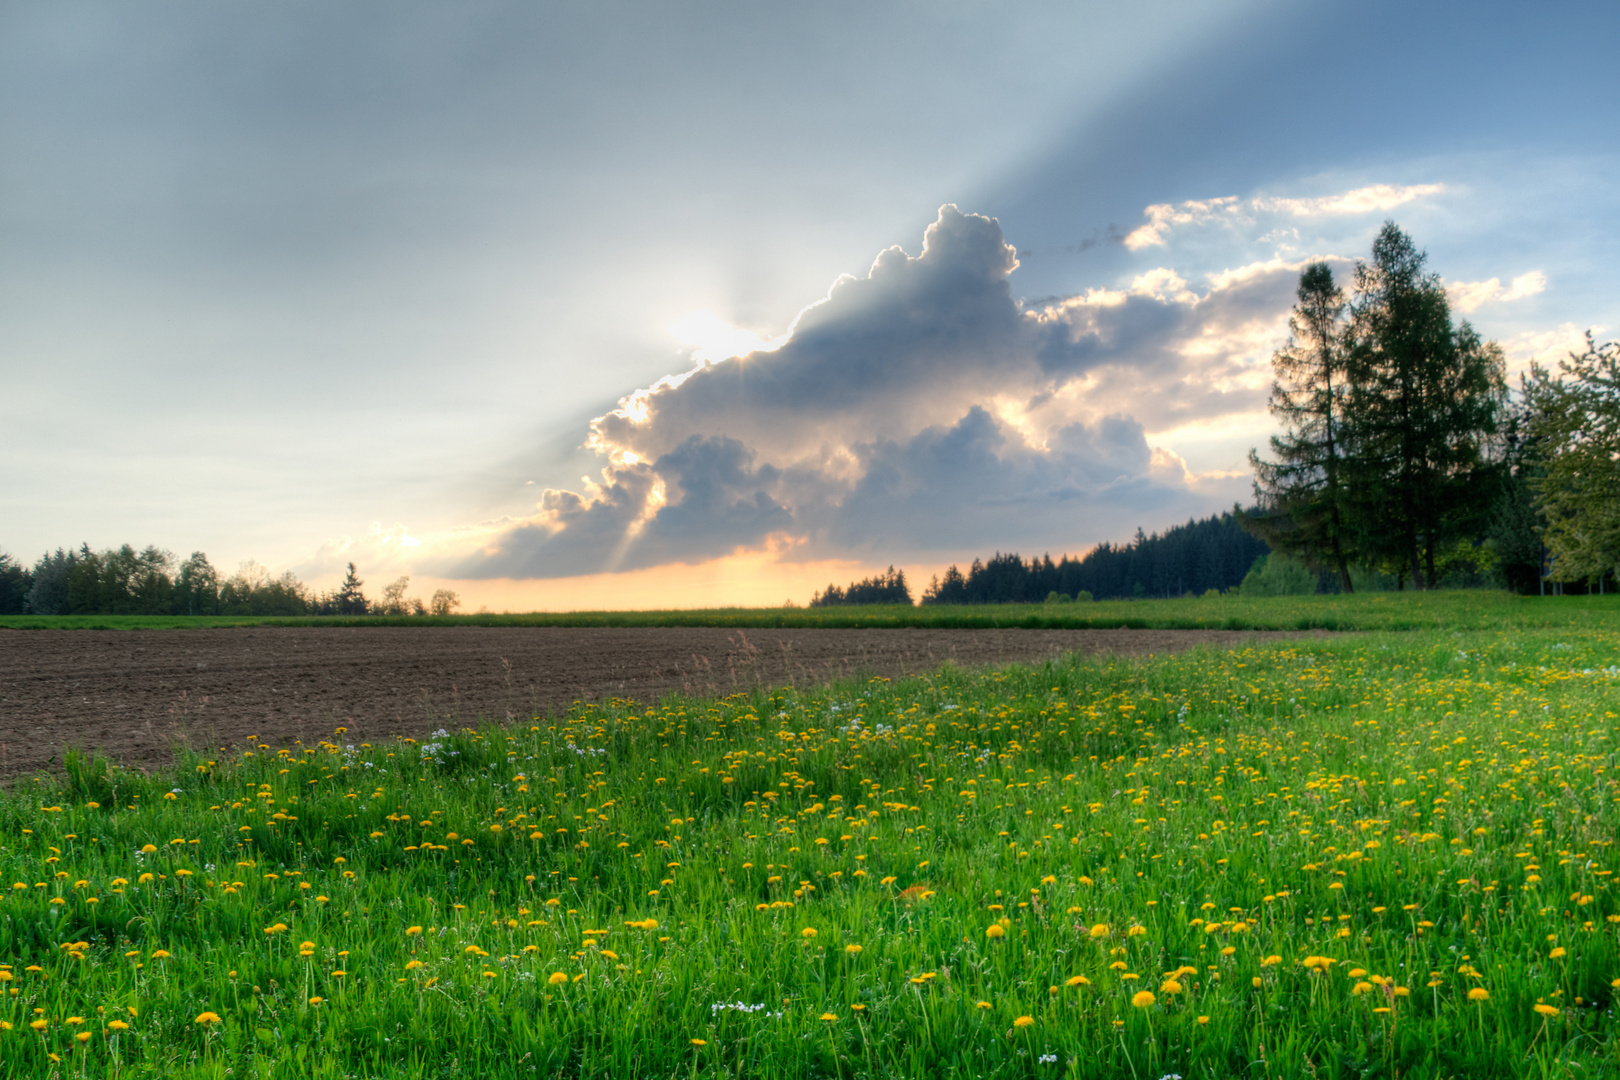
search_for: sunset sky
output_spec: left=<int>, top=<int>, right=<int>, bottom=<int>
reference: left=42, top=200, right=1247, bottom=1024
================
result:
left=3, top=1, right=1617, bottom=610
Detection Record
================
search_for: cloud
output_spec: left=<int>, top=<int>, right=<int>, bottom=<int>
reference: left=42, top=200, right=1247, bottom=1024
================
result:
left=1253, top=183, right=1446, bottom=217
left=1496, top=321, right=1605, bottom=383
left=1445, top=270, right=1547, bottom=314
left=450, top=205, right=1313, bottom=581
left=1124, top=183, right=1446, bottom=249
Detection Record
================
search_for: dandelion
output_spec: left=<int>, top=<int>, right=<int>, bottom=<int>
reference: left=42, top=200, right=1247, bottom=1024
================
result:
left=986, top=925, right=1005, bottom=939
left=820, top=1012, right=838, bottom=1021
left=801, top=928, right=817, bottom=938
left=1160, top=980, right=1183, bottom=995
left=1013, top=1015, right=1035, bottom=1028
left=548, top=972, right=568, bottom=985
left=107, top=1020, right=129, bottom=1032
left=1132, top=991, right=1156, bottom=1008
left=76, top=1031, right=91, bottom=1043
left=845, top=944, right=862, bottom=954
left=1089, top=924, right=1110, bottom=938
left=1196, top=1015, right=1210, bottom=1025
left=1468, top=988, right=1489, bottom=1002
left=1065, top=975, right=1090, bottom=987
left=1549, top=947, right=1567, bottom=960
left=195, top=1012, right=222, bottom=1025
left=691, top=1039, right=707, bottom=1047
left=1534, top=1003, right=1559, bottom=1017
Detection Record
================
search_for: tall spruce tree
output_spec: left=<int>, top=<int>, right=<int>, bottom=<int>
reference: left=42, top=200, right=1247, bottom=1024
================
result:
left=1340, top=223, right=1506, bottom=589
left=1245, top=262, right=1355, bottom=591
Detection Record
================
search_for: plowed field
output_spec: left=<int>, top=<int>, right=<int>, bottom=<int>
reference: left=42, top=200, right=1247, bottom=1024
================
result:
left=0, top=626, right=1318, bottom=779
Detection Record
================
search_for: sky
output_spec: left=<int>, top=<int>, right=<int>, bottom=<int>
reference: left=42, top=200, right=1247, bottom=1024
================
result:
left=2, top=1, right=1617, bottom=610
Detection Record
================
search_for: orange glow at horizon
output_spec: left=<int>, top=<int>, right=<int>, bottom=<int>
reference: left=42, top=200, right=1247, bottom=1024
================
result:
left=366, top=551, right=961, bottom=613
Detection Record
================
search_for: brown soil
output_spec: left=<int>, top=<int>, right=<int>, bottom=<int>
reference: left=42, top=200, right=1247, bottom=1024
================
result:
left=0, top=626, right=1316, bottom=780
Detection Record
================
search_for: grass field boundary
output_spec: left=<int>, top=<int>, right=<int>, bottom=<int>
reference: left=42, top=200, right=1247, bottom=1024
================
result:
left=3, top=590, right=1618, bottom=633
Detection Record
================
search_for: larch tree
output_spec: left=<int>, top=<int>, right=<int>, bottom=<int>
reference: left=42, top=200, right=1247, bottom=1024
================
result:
left=1245, top=262, right=1356, bottom=591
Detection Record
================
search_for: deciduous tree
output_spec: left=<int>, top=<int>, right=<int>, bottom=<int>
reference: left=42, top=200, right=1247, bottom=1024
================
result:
left=1523, top=333, right=1620, bottom=587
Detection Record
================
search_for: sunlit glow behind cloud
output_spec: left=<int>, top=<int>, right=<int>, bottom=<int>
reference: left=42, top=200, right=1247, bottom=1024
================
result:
left=668, top=311, right=790, bottom=364
left=286, top=177, right=1595, bottom=607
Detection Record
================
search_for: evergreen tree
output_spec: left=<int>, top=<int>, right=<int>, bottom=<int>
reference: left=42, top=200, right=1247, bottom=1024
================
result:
left=1488, top=394, right=1550, bottom=594
left=1244, top=263, right=1355, bottom=590
left=1340, top=223, right=1507, bottom=589
left=335, top=562, right=368, bottom=615
left=25, top=549, right=75, bottom=614
left=0, top=551, right=30, bottom=615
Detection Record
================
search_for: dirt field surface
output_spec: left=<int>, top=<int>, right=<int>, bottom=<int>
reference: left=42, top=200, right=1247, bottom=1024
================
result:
left=0, top=626, right=1322, bottom=780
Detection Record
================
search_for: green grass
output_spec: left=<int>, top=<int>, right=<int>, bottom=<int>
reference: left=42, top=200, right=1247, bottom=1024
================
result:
left=2, top=608, right=1620, bottom=1076
left=3, top=589, right=1619, bottom=633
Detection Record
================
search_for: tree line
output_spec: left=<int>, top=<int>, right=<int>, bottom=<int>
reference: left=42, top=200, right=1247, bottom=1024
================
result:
left=809, top=566, right=914, bottom=606
left=0, top=545, right=461, bottom=617
left=1247, top=221, right=1615, bottom=594
left=915, top=511, right=1272, bottom=605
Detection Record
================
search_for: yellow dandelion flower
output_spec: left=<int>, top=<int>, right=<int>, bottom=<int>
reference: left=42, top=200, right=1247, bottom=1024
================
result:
left=1533, top=1003, right=1558, bottom=1017
left=1196, top=1015, right=1210, bottom=1025
left=1089, top=924, right=1110, bottom=938
left=1065, top=975, right=1090, bottom=988
left=107, top=1020, right=129, bottom=1031
left=195, top=1012, right=222, bottom=1025
left=845, top=944, right=863, bottom=955
left=820, top=1012, right=838, bottom=1021
left=1012, top=1015, right=1035, bottom=1028
left=548, top=972, right=568, bottom=985
left=976, top=1000, right=992, bottom=1009
left=985, top=925, right=1005, bottom=939
left=801, top=928, right=817, bottom=938
left=1549, top=947, right=1567, bottom=960
left=1160, top=980, right=1183, bottom=995
left=1131, top=991, right=1155, bottom=1008
left=75, top=1031, right=91, bottom=1043
left=691, top=1038, right=707, bottom=1047
left=1467, top=988, right=1489, bottom=1002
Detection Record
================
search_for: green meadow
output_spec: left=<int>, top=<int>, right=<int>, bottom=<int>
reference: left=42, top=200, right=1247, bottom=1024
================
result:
left=2, top=589, right=1617, bottom=632
left=2, top=594, right=1619, bottom=1077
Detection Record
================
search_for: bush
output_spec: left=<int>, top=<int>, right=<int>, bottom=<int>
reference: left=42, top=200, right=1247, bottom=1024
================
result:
left=1239, top=555, right=1318, bottom=597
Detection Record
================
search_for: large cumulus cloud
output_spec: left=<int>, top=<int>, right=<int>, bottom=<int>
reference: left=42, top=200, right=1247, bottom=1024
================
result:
left=455, top=205, right=1309, bottom=579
